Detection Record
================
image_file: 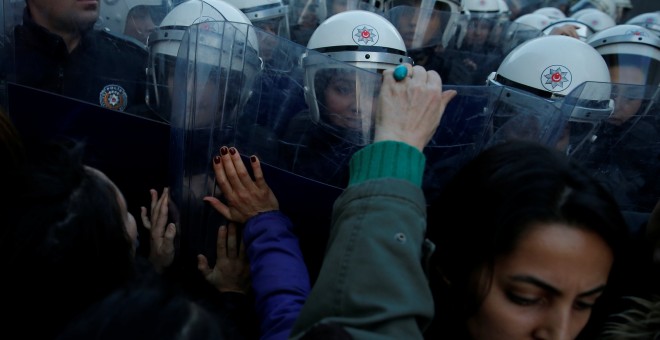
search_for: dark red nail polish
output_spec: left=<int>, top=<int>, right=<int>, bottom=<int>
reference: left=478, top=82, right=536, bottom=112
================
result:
left=213, top=156, right=221, bottom=164
left=250, top=155, right=257, bottom=163
left=220, top=146, right=228, bottom=155
left=229, top=147, right=236, bottom=155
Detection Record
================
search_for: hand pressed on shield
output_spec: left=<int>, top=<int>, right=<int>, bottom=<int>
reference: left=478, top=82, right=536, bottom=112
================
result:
left=203, top=146, right=279, bottom=224
left=376, top=64, right=458, bottom=152
left=141, top=187, right=176, bottom=273
left=197, top=222, right=251, bottom=293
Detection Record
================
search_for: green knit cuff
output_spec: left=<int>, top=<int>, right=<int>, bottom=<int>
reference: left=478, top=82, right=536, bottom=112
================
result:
left=349, top=141, right=426, bottom=187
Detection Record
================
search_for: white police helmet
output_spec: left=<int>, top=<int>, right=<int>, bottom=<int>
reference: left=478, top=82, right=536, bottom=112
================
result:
left=146, top=0, right=261, bottom=119
left=305, top=9, right=412, bottom=70
left=625, top=12, right=660, bottom=38
left=588, top=24, right=660, bottom=86
left=379, top=0, right=463, bottom=14
left=222, top=0, right=290, bottom=38
left=569, top=0, right=616, bottom=22
left=462, top=0, right=510, bottom=20
left=542, top=18, right=596, bottom=41
left=488, top=35, right=611, bottom=115
left=303, top=9, right=412, bottom=127
left=98, top=0, right=170, bottom=43
left=514, top=13, right=552, bottom=30
left=571, top=8, right=615, bottom=32
left=533, top=6, right=566, bottom=22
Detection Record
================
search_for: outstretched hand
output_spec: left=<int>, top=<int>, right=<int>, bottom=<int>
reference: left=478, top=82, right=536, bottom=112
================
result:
left=141, top=188, right=176, bottom=273
left=376, top=64, right=457, bottom=151
left=197, top=223, right=251, bottom=293
left=203, top=146, right=279, bottom=224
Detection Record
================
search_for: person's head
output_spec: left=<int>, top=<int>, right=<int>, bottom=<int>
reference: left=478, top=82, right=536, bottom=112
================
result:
left=57, top=271, right=226, bottom=340
left=542, top=18, right=596, bottom=41
left=462, top=0, right=510, bottom=21
left=426, top=140, right=630, bottom=339
left=625, top=11, right=660, bottom=38
left=222, top=0, right=290, bottom=61
left=588, top=24, right=660, bottom=125
left=97, top=0, right=170, bottom=45
left=2, top=139, right=139, bottom=338
left=570, top=8, right=615, bottom=32
left=487, top=35, right=613, bottom=155
left=146, top=0, right=260, bottom=122
left=26, top=0, right=99, bottom=34
left=385, top=0, right=456, bottom=53
left=303, top=9, right=412, bottom=143
left=533, top=6, right=566, bottom=22
left=569, top=0, right=617, bottom=22
left=513, top=12, right=551, bottom=30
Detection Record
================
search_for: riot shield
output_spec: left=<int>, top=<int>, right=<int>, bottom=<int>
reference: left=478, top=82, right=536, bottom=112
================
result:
left=6, top=83, right=171, bottom=245
left=96, top=0, right=172, bottom=47
left=385, top=8, right=543, bottom=85
left=286, top=0, right=376, bottom=46
left=423, top=82, right=570, bottom=202
left=563, top=82, right=660, bottom=219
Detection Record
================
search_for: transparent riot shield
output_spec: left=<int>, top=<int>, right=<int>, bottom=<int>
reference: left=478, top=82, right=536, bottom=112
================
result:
left=6, top=83, right=171, bottom=242
left=96, top=0, right=172, bottom=47
left=423, top=82, right=570, bottom=202
left=1, top=0, right=157, bottom=119
left=385, top=8, right=543, bottom=85
left=286, top=0, right=376, bottom=46
left=169, top=20, right=383, bottom=279
left=502, top=0, right=544, bottom=20
left=563, top=82, right=660, bottom=220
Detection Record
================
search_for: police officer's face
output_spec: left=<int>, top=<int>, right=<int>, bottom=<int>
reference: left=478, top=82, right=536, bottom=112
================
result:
left=608, top=65, right=645, bottom=126
left=321, top=71, right=376, bottom=131
left=28, top=0, right=99, bottom=32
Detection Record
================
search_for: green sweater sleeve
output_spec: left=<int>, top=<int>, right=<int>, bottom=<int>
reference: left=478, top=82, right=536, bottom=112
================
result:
left=349, top=141, right=426, bottom=187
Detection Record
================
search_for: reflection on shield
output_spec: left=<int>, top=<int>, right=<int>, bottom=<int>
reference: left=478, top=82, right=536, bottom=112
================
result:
left=422, top=83, right=570, bottom=203
left=566, top=82, right=660, bottom=215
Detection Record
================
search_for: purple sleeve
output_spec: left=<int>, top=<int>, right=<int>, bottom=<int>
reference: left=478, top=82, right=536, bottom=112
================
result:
left=243, top=211, right=311, bottom=340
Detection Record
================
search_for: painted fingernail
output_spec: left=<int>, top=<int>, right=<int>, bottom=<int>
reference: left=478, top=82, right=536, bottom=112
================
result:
left=229, top=147, right=236, bottom=155
left=213, top=156, right=221, bottom=164
left=250, top=155, right=257, bottom=163
left=220, top=146, right=228, bottom=155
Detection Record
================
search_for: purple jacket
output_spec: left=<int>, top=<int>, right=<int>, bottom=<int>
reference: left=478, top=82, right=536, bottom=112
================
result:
left=244, top=211, right=311, bottom=340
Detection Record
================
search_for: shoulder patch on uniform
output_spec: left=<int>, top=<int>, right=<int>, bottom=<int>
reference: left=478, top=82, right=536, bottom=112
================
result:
left=99, top=84, right=128, bottom=111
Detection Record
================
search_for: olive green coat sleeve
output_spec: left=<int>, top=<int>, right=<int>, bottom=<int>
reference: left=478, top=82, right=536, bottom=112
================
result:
left=290, top=142, right=433, bottom=340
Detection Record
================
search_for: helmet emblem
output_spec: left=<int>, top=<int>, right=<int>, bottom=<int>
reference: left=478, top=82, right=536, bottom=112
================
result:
left=626, top=29, right=648, bottom=37
left=99, top=84, right=128, bottom=111
left=541, top=65, right=571, bottom=92
left=352, top=25, right=379, bottom=46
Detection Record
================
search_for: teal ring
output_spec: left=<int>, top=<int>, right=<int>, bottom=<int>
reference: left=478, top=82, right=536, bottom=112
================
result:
left=393, top=64, right=408, bottom=82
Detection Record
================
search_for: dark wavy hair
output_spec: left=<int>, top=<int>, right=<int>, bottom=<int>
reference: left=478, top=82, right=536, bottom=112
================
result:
left=425, top=140, right=631, bottom=339
left=1, top=139, right=137, bottom=339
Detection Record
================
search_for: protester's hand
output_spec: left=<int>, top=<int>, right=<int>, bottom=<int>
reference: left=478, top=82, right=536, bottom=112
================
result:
left=203, top=146, right=279, bottom=224
left=197, top=223, right=251, bottom=293
left=549, top=24, right=580, bottom=39
left=141, top=188, right=176, bottom=273
left=376, top=64, right=458, bottom=151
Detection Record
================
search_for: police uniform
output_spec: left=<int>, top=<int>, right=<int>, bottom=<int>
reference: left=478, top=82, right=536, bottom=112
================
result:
left=4, top=8, right=156, bottom=118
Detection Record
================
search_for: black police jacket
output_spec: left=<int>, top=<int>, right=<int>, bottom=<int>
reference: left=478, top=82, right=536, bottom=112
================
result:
left=5, top=9, right=153, bottom=117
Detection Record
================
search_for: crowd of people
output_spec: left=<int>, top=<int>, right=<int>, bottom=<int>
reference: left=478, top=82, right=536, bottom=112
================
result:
left=1, top=0, right=659, bottom=339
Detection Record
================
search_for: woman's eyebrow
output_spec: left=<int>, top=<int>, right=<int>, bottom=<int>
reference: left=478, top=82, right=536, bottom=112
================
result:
left=509, top=275, right=607, bottom=297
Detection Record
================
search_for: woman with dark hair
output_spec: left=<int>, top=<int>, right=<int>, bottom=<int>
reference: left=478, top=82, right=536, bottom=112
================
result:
left=425, top=140, right=634, bottom=339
